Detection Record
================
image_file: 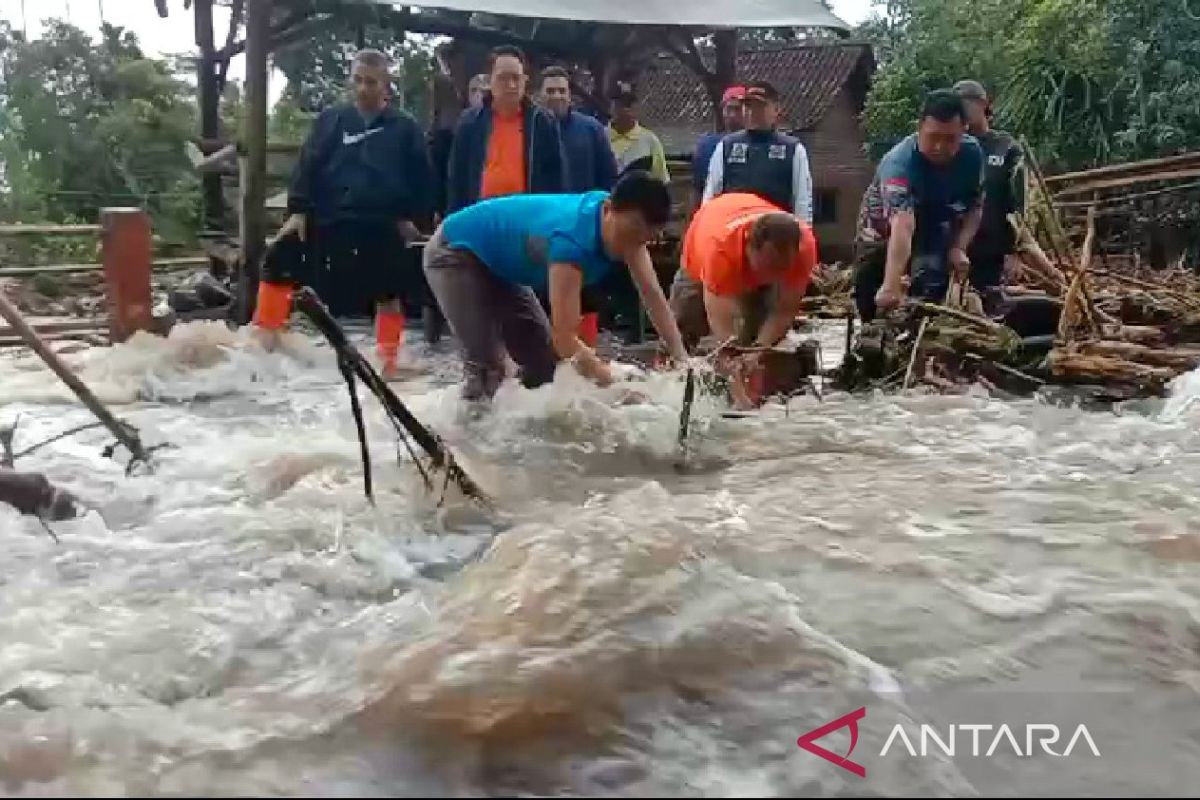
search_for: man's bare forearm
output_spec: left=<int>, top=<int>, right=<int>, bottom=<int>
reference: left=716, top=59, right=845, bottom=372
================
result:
left=642, top=280, right=688, bottom=360
left=953, top=205, right=983, bottom=252
left=754, top=290, right=805, bottom=348
left=884, top=226, right=913, bottom=288
left=627, top=247, right=689, bottom=360
left=703, top=291, right=740, bottom=344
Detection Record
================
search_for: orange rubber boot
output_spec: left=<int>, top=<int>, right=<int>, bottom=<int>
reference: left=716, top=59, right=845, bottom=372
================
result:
left=254, top=281, right=294, bottom=331
left=376, top=308, right=405, bottom=376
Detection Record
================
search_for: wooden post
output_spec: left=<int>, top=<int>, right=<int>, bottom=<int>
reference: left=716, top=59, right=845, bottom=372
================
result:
left=194, top=0, right=225, bottom=231
left=100, top=208, right=153, bottom=343
left=238, top=0, right=271, bottom=325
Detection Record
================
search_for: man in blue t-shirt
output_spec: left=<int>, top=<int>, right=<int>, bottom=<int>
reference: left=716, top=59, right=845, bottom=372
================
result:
left=423, top=170, right=689, bottom=400
left=853, top=89, right=985, bottom=322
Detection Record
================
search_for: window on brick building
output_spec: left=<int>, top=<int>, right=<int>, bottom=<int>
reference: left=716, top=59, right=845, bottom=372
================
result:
left=813, top=189, right=838, bottom=225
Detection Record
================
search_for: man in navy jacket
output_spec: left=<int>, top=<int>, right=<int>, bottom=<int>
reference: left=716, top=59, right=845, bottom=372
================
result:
left=538, top=65, right=618, bottom=193
left=446, top=45, right=566, bottom=213
left=534, top=65, right=621, bottom=344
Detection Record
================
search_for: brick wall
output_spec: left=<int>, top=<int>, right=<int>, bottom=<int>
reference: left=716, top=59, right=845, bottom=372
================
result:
left=799, top=87, right=875, bottom=264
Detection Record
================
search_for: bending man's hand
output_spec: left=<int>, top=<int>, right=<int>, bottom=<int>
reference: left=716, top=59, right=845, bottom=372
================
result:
left=397, top=219, right=421, bottom=243
left=875, top=280, right=906, bottom=312
left=949, top=246, right=971, bottom=282
left=276, top=213, right=306, bottom=243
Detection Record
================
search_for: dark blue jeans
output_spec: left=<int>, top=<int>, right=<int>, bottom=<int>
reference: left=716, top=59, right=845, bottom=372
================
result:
left=908, top=253, right=951, bottom=301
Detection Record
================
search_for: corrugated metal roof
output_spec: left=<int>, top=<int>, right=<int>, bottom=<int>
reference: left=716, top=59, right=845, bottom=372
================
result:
left=637, top=43, right=873, bottom=155
left=388, top=0, right=848, bottom=29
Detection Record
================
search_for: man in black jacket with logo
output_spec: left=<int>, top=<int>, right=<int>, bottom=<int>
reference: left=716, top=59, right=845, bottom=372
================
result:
left=953, top=79, right=1026, bottom=314
left=258, top=49, right=433, bottom=377
left=701, top=80, right=814, bottom=224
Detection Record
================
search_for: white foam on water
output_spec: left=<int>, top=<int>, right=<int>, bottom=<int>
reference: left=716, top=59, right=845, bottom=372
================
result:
left=2, top=320, right=1200, bottom=795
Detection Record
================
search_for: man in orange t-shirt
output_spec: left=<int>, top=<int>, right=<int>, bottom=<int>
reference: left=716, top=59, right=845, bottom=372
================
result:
left=446, top=45, right=565, bottom=212
left=670, top=192, right=818, bottom=353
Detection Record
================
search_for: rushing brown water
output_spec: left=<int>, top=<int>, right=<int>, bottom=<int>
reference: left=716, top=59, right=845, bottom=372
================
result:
left=2, top=320, right=1200, bottom=797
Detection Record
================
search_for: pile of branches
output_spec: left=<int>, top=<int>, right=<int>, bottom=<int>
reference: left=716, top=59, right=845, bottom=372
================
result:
left=801, top=263, right=856, bottom=318
left=832, top=301, right=1048, bottom=397
left=835, top=147, right=1200, bottom=400
left=1028, top=204, right=1200, bottom=397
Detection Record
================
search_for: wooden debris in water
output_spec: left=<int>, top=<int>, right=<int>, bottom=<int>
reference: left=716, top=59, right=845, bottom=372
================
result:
left=821, top=152, right=1200, bottom=400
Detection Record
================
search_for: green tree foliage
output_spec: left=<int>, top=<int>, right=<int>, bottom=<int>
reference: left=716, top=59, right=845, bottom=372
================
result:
left=272, top=21, right=436, bottom=124
left=0, top=20, right=200, bottom=243
left=856, top=0, right=1200, bottom=171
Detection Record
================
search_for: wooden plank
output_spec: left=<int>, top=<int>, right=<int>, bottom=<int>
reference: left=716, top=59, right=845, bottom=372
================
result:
left=0, top=320, right=106, bottom=337
left=197, top=137, right=303, bottom=156
left=0, top=257, right=209, bottom=277
left=0, top=224, right=101, bottom=236
left=1053, top=166, right=1200, bottom=197
left=1055, top=179, right=1200, bottom=208
left=1044, top=151, right=1200, bottom=186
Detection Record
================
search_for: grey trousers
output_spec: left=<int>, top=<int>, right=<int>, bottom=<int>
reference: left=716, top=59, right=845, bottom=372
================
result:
left=422, top=229, right=558, bottom=400
left=668, top=267, right=773, bottom=352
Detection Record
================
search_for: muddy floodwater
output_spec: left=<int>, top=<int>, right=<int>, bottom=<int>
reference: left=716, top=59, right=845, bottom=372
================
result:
left=2, top=320, right=1200, bottom=797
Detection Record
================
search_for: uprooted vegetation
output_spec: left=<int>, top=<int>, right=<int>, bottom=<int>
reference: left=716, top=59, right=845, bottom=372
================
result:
left=831, top=151, right=1200, bottom=401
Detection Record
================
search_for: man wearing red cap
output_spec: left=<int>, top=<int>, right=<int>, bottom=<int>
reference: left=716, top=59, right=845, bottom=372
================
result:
left=691, top=86, right=747, bottom=212
left=702, top=80, right=813, bottom=224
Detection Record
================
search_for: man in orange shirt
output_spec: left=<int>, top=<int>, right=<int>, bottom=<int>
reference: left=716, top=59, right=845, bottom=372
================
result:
left=670, top=192, right=818, bottom=354
left=446, top=45, right=566, bottom=212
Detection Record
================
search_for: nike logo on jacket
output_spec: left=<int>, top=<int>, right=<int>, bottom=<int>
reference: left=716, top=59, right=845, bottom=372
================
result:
left=342, top=128, right=384, bottom=146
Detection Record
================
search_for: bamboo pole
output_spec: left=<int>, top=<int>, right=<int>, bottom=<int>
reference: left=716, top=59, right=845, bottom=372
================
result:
left=1021, top=137, right=1074, bottom=267
left=0, top=293, right=152, bottom=469
left=0, top=256, right=208, bottom=277
left=0, top=319, right=106, bottom=337
left=0, top=224, right=100, bottom=236
left=1043, top=150, right=1200, bottom=186
left=1052, top=166, right=1200, bottom=197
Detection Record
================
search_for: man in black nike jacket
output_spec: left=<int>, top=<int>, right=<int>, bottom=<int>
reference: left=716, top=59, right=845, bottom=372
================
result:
left=256, top=48, right=433, bottom=377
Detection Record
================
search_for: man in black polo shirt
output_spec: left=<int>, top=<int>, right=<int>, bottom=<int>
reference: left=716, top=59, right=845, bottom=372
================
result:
left=701, top=80, right=813, bottom=224
left=954, top=79, right=1026, bottom=315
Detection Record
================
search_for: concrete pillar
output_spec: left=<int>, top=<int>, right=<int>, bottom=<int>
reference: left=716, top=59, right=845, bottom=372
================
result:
left=101, top=208, right=153, bottom=343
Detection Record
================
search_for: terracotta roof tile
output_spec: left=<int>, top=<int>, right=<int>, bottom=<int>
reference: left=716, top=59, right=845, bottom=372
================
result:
left=637, top=42, right=873, bottom=155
